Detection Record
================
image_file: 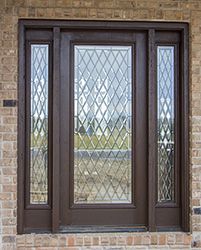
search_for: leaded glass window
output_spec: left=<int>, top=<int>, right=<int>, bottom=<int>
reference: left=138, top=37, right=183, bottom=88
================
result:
left=157, top=46, right=175, bottom=202
left=74, top=45, right=132, bottom=204
left=30, top=44, right=49, bottom=204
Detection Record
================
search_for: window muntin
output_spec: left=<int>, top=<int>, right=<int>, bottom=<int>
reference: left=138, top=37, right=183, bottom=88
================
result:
left=74, top=45, right=132, bottom=204
left=30, top=44, right=49, bottom=204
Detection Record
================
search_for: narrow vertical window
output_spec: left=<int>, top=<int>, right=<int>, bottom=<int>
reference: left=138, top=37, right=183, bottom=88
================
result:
left=30, top=44, right=49, bottom=204
left=157, top=46, right=175, bottom=203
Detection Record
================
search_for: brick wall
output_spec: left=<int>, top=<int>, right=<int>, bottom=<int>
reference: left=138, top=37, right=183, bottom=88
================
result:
left=0, top=0, right=201, bottom=249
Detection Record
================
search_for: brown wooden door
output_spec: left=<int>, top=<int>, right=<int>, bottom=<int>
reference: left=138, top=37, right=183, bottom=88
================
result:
left=59, top=29, right=148, bottom=230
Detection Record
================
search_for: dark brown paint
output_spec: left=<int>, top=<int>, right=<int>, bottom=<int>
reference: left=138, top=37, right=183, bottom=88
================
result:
left=18, top=20, right=189, bottom=233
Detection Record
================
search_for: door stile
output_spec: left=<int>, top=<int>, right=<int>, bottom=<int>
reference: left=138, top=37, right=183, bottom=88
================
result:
left=52, top=27, right=61, bottom=232
left=148, top=29, right=156, bottom=231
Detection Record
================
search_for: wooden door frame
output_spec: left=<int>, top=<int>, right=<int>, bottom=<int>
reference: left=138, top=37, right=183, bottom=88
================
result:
left=59, top=30, right=148, bottom=229
left=18, top=19, right=189, bottom=233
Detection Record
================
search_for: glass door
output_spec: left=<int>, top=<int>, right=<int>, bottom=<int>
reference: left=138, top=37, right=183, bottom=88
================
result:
left=60, top=30, right=148, bottom=229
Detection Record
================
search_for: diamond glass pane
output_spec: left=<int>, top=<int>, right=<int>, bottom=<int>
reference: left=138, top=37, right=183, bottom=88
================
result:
left=30, top=44, right=49, bottom=204
left=157, top=46, right=175, bottom=202
left=74, top=45, right=132, bottom=204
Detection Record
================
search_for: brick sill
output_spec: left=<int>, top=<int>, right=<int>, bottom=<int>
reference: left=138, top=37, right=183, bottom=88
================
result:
left=16, top=231, right=193, bottom=248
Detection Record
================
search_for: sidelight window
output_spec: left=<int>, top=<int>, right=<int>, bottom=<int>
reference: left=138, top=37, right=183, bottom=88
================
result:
left=157, top=46, right=175, bottom=203
left=30, top=44, right=49, bottom=205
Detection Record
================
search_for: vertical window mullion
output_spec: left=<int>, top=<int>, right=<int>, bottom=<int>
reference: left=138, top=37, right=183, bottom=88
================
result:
left=52, top=27, right=61, bottom=232
left=148, top=28, right=156, bottom=231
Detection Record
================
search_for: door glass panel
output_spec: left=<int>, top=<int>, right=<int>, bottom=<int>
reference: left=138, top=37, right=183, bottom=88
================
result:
left=157, top=46, right=175, bottom=202
left=30, top=44, right=49, bottom=204
left=74, top=45, right=132, bottom=204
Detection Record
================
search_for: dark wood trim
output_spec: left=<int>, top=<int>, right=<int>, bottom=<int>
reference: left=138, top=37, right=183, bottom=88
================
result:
left=155, top=31, right=180, bottom=44
left=70, top=204, right=136, bottom=209
left=181, top=25, right=190, bottom=232
left=48, top=40, right=53, bottom=210
left=148, top=28, right=156, bottom=232
left=17, top=21, right=25, bottom=234
left=60, top=30, right=71, bottom=226
left=25, top=30, right=52, bottom=40
left=174, top=43, right=181, bottom=208
left=52, top=27, right=61, bottom=233
left=25, top=40, right=30, bottom=209
left=132, top=42, right=136, bottom=207
left=24, top=209, right=52, bottom=232
left=18, top=20, right=189, bottom=233
left=19, top=19, right=188, bottom=31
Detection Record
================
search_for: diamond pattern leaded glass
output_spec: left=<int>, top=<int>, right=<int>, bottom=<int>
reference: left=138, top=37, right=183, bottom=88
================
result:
left=30, top=44, right=49, bottom=204
left=74, top=45, right=132, bottom=204
left=157, top=46, right=175, bottom=202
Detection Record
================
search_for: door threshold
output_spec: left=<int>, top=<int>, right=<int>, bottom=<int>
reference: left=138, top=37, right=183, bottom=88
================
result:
left=59, top=225, right=147, bottom=233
